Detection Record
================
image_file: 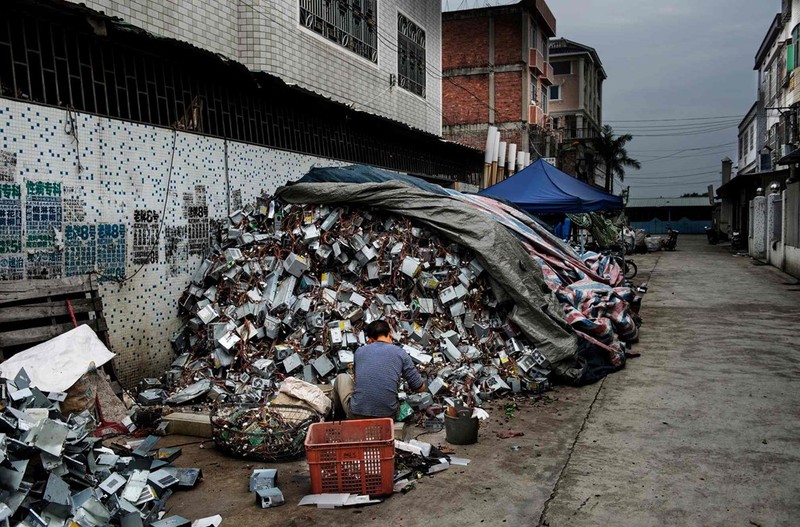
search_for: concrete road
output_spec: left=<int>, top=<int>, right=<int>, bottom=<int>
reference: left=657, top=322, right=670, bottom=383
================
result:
left=165, top=236, right=800, bottom=526
left=542, top=236, right=800, bottom=527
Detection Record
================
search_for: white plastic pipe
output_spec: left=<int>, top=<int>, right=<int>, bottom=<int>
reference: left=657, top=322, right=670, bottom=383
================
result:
left=493, top=131, right=502, bottom=163
left=497, top=141, right=507, bottom=167
left=524, top=152, right=531, bottom=166
left=484, top=126, right=498, bottom=164
left=506, top=143, right=517, bottom=171
left=516, top=152, right=525, bottom=171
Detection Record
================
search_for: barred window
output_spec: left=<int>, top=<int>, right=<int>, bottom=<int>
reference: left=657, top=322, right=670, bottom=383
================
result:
left=299, top=0, right=378, bottom=64
left=397, top=13, right=426, bottom=98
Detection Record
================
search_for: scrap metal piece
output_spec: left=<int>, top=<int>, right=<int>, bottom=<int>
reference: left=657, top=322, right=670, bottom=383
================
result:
left=132, top=435, right=160, bottom=458
left=151, top=516, right=191, bottom=527
left=31, top=419, right=69, bottom=457
left=98, top=472, right=127, bottom=496
left=175, top=468, right=203, bottom=489
left=283, top=253, right=309, bottom=277
left=165, top=379, right=211, bottom=405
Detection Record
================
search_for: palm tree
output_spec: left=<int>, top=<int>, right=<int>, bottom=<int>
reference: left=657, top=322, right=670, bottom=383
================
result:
left=595, top=125, right=641, bottom=193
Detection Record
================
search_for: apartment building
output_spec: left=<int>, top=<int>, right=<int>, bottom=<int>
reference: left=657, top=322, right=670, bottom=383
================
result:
left=441, top=0, right=557, bottom=156
left=548, top=38, right=606, bottom=185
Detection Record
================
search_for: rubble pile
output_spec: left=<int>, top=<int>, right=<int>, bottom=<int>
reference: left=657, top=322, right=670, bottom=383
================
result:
left=0, top=368, right=206, bottom=527
left=163, top=196, right=552, bottom=410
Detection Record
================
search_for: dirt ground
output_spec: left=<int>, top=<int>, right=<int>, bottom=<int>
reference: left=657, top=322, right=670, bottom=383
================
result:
left=160, top=236, right=800, bottom=526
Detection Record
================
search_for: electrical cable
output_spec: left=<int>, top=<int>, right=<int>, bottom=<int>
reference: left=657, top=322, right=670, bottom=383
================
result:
left=91, top=128, right=178, bottom=284
left=605, top=114, right=746, bottom=123
left=625, top=170, right=721, bottom=180
left=628, top=141, right=738, bottom=153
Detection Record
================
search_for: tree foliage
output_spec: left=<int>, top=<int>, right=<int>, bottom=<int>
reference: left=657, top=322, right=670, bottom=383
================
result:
left=594, top=125, right=641, bottom=193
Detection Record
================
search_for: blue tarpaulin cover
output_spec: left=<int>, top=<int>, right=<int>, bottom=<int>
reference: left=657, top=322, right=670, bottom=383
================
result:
left=478, top=159, right=623, bottom=214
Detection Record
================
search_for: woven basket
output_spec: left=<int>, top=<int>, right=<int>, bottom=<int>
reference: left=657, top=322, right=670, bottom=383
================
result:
left=211, top=403, right=321, bottom=461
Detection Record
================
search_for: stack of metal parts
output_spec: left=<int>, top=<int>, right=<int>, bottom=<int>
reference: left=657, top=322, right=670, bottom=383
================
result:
left=164, top=196, right=551, bottom=410
left=0, top=368, right=203, bottom=526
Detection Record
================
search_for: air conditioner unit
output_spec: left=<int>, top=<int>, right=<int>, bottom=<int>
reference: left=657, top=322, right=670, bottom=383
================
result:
left=542, top=157, right=557, bottom=165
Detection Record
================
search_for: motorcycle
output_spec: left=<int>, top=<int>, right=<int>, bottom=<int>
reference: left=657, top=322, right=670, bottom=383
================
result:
left=663, top=229, right=679, bottom=251
left=705, top=226, right=719, bottom=245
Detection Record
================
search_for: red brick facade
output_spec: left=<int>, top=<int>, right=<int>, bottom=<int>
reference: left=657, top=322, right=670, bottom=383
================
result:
left=442, top=18, right=490, bottom=70
left=443, top=74, right=490, bottom=125
left=494, top=71, right=523, bottom=123
left=493, top=14, right=523, bottom=66
left=442, top=4, right=555, bottom=160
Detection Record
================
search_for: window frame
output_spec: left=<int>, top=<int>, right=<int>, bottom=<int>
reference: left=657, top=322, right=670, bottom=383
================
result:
left=549, top=85, right=561, bottom=101
left=298, top=0, right=380, bottom=66
left=551, top=60, right=572, bottom=75
left=396, top=9, right=427, bottom=99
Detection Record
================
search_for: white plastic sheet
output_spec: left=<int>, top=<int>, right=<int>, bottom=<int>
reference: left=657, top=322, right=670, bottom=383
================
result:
left=0, top=325, right=115, bottom=392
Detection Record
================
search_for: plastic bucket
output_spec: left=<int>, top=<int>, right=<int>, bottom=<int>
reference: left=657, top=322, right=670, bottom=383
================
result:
left=444, top=414, right=479, bottom=445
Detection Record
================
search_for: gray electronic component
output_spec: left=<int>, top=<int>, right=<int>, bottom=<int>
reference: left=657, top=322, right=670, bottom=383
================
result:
left=311, top=355, right=335, bottom=377
left=401, top=257, right=421, bottom=277
left=282, top=353, right=303, bottom=374
left=271, top=276, right=297, bottom=311
left=439, top=286, right=457, bottom=305
left=428, top=377, right=445, bottom=396
left=283, top=253, right=309, bottom=277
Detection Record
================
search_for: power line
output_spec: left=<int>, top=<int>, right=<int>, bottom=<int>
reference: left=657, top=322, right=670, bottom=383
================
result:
left=605, top=114, right=745, bottom=123
left=626, top=178, right=719, bottom=187
left=625, top=170, right=721, bottom=181
left=628, top=141, right=738, bottom=153
left=626, top=124, right=738, bottom=138
left=613, top=119, right=742, bottom=131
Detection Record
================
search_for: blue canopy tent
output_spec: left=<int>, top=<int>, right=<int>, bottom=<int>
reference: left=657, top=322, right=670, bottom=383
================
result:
left=479, top=159, right=623, bottom=214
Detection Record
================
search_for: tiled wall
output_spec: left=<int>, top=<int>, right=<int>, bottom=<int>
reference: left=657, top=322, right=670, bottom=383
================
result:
left=66, top=0, right=443, bottom=136
left=67, top=0, right=239, bottom=58
left=0, top=98, right=343, bottom=385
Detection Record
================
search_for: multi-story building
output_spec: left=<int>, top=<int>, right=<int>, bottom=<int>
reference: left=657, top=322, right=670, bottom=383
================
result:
left=737, top=103, right=759, bottom=176
left=720, top=0, right=800, bottom=277
left=441, top=0, right=557, bottom=157
left=60, top=0, right=442, bottom=135
left=547, top=38, right=606, bottom=185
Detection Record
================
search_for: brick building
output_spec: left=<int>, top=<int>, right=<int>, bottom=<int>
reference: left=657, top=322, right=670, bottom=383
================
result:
left=441, top=0, right=557, bottom=157
left=548, top=38, right=607, bottom=185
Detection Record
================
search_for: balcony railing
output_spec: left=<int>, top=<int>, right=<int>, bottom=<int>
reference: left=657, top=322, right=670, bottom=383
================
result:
left=529, top=49, right=545, bottom=75
left=529, top=105, right=544, bottom=126
left=561, top=127, right=600, bottom=140
left=540, top=62, right=554, bottom=86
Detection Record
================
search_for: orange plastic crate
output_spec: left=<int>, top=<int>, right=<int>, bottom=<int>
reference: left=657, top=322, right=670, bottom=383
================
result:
left=305, top=418, right=395, bottom=497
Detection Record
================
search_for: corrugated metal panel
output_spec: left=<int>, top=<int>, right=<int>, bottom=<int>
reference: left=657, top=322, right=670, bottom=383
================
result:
left=627, top=197, right=712, bottom=208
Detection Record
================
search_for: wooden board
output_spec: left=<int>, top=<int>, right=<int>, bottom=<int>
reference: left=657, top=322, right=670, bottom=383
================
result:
left=0, top=274, right=112, bottom=362
left=0, top=275, right=95, bottom=305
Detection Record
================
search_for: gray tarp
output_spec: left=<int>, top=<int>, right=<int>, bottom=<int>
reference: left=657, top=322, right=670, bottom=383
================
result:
left=276, top=181, right=580, bottom=375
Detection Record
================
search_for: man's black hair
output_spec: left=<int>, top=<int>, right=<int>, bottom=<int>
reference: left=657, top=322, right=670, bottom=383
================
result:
left=364, top=320, right=391, bottom=340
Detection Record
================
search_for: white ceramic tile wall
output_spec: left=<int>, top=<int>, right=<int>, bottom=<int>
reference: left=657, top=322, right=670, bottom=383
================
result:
left=0, top=98, right=343, bottom=385
left=64, top=0, right=442, bottom=136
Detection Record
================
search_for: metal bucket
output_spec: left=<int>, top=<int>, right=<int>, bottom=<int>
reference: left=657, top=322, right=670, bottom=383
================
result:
left=444, top=414, right=478, bottom=445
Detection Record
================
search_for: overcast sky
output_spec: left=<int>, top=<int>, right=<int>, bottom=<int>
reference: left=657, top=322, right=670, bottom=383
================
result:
left=443, top=0, right=780, bottom=197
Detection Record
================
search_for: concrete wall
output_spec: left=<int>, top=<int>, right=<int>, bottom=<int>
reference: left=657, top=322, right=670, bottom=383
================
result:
left=66, top=0, right=442, bottom=135
left=0, top=98, right=344, bottom=386
left=549, top=58, right=579, bottom=109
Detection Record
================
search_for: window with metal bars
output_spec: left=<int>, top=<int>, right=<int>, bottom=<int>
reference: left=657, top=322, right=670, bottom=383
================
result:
left=0, top=1, right=481, bottom=185
left=397, top=12, right=426, bottom=98
left=299, top=0, right=378, bottom=64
